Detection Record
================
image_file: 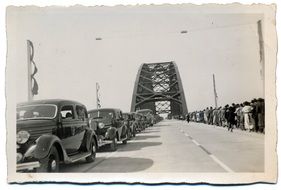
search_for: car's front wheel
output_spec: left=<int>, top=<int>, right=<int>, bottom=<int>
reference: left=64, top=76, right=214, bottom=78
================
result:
left=127, top=128, right=132, bottom=139
left=122, top=133, right=127, bottom=145
left=86, top=138, right=96, bottom=163
left=132, top=127, right=136, bottom=137
left=110, top=136, right=117, bottom=151
left=38, top=146, right=59, bottom=172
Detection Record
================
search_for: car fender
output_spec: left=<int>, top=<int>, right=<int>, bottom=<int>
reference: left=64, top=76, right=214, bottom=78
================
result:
left=106, top=127, right=117, bottom=140
left=81, top=129, right=96, bottom=151
left=121, top=124, right=127, bottom=136
left=32, top=134, right=65, bottom=160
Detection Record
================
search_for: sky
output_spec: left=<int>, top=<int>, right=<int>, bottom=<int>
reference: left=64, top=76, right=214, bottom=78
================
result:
left=7, top=6, right=264, bottom=112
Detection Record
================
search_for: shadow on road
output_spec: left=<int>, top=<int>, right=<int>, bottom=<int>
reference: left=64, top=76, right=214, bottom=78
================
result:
left=140, top=130, right=160, bottom=134
left=155, top=124, right=169, bottom=127
left=84, top=156, right=154, bottom=173
left=117, top=141, right=162, bottom=152
left=134, top=135, right=160, bottom=141
left=60, top=156, right=154, bottom=173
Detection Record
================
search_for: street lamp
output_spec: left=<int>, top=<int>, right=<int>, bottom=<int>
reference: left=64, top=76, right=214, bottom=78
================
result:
left=180, top=30, right=188, bottom=34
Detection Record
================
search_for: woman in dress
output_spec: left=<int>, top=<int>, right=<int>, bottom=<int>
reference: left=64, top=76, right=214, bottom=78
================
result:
left=242, top=102, right=255, bottom=131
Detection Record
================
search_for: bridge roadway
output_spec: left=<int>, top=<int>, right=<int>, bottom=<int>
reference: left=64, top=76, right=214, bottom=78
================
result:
left=60, top=120, right=264, bottom=173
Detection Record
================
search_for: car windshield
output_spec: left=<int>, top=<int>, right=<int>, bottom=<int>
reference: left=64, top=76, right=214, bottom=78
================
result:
left=17, top=104, right=57, bottom=120
left=89, top=110, right=114, bottom=120
left=123, top=114, right=129, bottom=120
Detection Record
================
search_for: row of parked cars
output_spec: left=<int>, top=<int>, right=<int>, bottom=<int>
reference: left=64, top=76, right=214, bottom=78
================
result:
left=16, top=99, right=156, bottom=172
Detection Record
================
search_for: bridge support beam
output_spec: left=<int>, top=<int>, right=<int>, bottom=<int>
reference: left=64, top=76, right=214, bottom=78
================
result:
left=131, top=61, right=188, bottom=117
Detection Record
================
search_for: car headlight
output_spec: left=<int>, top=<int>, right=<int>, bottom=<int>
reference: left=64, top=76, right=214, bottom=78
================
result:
left=17, top=130, right=30, bottom=144
left=17, top=153, right=23, bottom=163
left=98, top=122, right=105, bottom=129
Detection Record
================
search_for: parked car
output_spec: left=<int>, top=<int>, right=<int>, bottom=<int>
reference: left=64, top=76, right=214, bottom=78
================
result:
left=88, top=108, right=128, bottom=151
left=16, top=99, right=97, bottom=172
left=136, top=109, right=154, bottom=127
left=123, top=112, right=136, bottom=139
left=132, top=112, right=145, bottom=132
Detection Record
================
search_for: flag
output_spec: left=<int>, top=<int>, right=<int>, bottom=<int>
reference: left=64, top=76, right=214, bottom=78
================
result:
left=96, top=82, right=101, bottom=108
left=28, top=40, right=39, bottom=96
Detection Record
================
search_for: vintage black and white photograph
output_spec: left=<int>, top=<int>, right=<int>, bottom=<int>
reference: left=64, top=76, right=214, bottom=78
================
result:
left=6, top=3, right=277, bottom=184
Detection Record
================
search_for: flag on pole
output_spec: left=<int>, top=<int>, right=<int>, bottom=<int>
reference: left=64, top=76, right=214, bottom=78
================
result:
left=257, top=20, right=265, bottom=80
left=96, top=82, right=101, bottom=108
left=212, top=74, right=218, bottom=108
left=27, top=40, right=39, bottom=96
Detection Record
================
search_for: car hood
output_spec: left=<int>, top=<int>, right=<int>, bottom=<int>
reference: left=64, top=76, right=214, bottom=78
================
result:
left=92, top=118, right=112, bottom=126
left=17, top=119, right=57, bottom=140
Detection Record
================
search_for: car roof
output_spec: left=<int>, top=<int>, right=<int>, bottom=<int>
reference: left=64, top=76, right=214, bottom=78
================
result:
left=88, top=108, right=121, bottom=113
left=17, top=99, right=85, bottom=107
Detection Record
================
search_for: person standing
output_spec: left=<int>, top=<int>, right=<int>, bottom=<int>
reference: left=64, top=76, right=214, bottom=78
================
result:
left=218, top=107, right=222, bottom=126
left=235, top=104, right=244, bottom=130
left=204, top=107, right=209, bottom=124
left=186, top=113, right=190, bottom=123
left=224, top=105, right=229, bottom=128
left=213, top=108, right=220, bottom=126
left=242, top=102, right=255, bottom=131
left=251, top=99, right=259, bottom=132
left=209, top=107, right=213, bottom=125
left=220, top=106, right=226, bottom=127
left=257, top=98, right=265, bottom=133
left=227, top=105, right=236, bottom=132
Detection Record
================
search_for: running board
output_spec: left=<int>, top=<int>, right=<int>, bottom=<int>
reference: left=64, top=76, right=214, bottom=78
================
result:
left=98, top=140, right=112, bottom=148
left=119, top=137, right=127, bottom=142
left=68, top=152, right=91, bottom=163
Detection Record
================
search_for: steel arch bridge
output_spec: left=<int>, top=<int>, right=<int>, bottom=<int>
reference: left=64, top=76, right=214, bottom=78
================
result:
left=130, top=61, right=188, bottom=117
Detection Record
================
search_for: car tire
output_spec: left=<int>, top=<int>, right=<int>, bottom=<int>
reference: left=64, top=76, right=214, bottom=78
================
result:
left=110, top=136, right=117, bottom=151
left=122, top=134, right=127, bottom=144
left=133, top=128, right=136, bottom=137
left=127, top=128, right=132, bottom=139
left=86, top=138, right=96, bottom=163
left=38, top=146, right=59, bottom=173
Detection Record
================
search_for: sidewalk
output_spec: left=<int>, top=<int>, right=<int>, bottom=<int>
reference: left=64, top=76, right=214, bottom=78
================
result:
left=172, top=120, right=264, bottom=138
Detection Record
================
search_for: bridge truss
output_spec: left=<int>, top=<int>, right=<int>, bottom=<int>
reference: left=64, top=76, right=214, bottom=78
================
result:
left=131, top=61, right=188, bottom=116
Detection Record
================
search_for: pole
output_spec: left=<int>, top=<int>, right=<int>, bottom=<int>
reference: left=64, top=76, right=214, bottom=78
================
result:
left=213, top=74, right=218, bottom=108
left=27, top=40, right=32, bottom=101
left=257, top=20, right=265, bottom=86
left=96, top=82, right=98, bottom=108
left=96, top=82, right=101, bottom=108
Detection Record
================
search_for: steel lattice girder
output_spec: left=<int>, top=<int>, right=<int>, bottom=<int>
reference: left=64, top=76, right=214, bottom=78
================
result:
left=131, top=61, right=188, bottom=116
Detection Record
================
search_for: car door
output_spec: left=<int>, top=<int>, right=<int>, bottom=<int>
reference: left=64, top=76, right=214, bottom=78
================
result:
left=60, top=104, right=78, bottom=154
left=118, top=111, right=127, bottom=138
left=74, top=105, right=88, bottom=149
left=60, top=104, right=86, bottom=154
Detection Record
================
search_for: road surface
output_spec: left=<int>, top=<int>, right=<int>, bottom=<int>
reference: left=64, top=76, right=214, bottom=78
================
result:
left=60, top=120, right=264, bottom=173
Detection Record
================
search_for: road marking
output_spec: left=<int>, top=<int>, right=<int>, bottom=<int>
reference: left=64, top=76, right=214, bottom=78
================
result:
left=209, top=155, right=234, bottom=173
left=198, top=145, right=211, bottom=155
left=192, top=139, right=200, bottom=146
left=181, top=128, right=234, bottom=173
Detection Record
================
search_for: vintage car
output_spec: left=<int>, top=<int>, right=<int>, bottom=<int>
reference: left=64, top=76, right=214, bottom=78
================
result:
left=123, top=112, right=136, bottom=139
left=136, top=109, right=154, bottom=127
left=88, top=108, right=128, bottom=151
left=131, top=112, right=145, bottom=132
left=16, top=99, right=97, bottom=172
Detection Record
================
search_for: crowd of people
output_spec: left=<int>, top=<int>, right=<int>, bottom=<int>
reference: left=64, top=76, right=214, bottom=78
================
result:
left=186, top=98, right=265, bottom=133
